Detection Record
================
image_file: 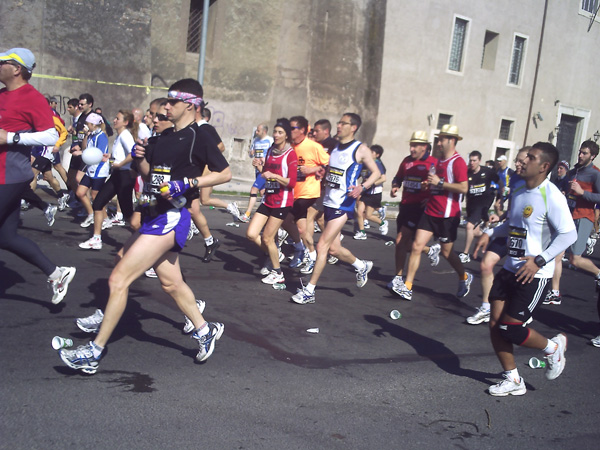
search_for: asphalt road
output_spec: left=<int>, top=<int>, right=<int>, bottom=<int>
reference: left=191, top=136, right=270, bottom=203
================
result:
left=1, top=193, right=599, bottom=449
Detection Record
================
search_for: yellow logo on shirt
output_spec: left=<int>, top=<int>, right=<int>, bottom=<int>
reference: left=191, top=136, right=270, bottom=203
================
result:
left=523, top=205, right=533, bottom=218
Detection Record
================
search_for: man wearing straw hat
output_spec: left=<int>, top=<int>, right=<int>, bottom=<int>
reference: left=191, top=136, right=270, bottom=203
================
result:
left=388, top=131, right=440, bottom=296
left=394, top=124, right=472, bottom=301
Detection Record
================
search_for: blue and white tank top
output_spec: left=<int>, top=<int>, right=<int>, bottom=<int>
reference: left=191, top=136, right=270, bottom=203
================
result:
left=323, top=140, right=363, bottom=211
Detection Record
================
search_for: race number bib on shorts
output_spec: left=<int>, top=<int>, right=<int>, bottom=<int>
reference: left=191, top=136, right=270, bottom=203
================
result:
left=326, top=166, right=344, bottom=190
left=149, top=165, right=172, bottom=194
left=265, top=179, right=281, bottom=195
left=508, top=226, right=527, bottom=257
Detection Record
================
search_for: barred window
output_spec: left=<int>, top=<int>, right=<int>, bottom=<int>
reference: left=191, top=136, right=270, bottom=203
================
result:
left=187, top=0, right=204, bottom=53
left=508, top=35, right=527, bottom=85
left=437, top=113, right=453, bottom=129
left=448, top=17, right=469, bottom=72
left=582, top=0, right=599, bottom=13
left=499, top=120, right=514, bottom=141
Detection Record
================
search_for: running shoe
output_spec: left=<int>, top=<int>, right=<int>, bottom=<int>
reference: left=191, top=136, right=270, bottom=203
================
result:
left=202, top=239, right=221, bottom=263
left=21, top=199, right=31, bottom=211
left=289, top=247, right=306, bottom=268
left=586, top=237, right=596, bottom=256
left=545, top=333, right=567, bottom=380
left=49, top=266, right=76, bottom=304
left=466, top=306, right=490, bottom=325
left=227, top=202, right=241, bottom=221
left=193, top=322, right=224, bottom=362
left=262, top=270, right=285, bottom=285
left=76, top=309, right=104, bottom=333
left=327, top=255, right=338, bottom=265
left=363, top=220, right=371, bottom=229
left=314, top=222, right=321, bottom=233
left=80, top=214, right=94, bottom=228
left=44, top=204, right=58, bottom=227
left=145, top=268, right=158, bottom=278
left=260, top=258, right=274, bottom=276
left=456, top=272, right=473, bottom=298
left=111, top=213, right=125, bottom=226
left=427, top=243, right=441, bottom=267
left=378, top=205, right=387, bottom=221
left=182, top=299, right=207, bottom=334
left=379, top=220, right=389, bottom=235
left=57, top=193, right=70, bottom=211
left=388, top=276, right=403, bottom=291
left=391, top=277, right=409, bottom=297
left=79, top=236, right=102, bottom=250
left=393, top=283, right=413, bottom=301
left=356, top=260, right=373, bottom=287
left=543, top=291, right=562, bottom=305
left=488, top=374, right=526, bottom=396
left=277, top=229, right=289, bottom=248
left=101, top=218, right=113, bottom=230
left=591, top=335, right=600, bottom=347
left=300, top=259, right=316, bottom=274
left=459, top=252, right=471, bottom=264
left=353, top=230, right=367, bottom=240
left=239, top=213, right=250, bottom=223
left=291, top=286, right=315, bottom=304
left=59, top=341, right=101, bottom=374
left=187, top=224, right=196, bottom=241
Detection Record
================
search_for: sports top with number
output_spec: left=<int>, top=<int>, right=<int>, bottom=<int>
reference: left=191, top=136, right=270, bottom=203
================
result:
left=144, top=123, right=229, bottom=206
left=85, top=130, right=110, bottom=179
left=425, top=151, right=468, bottom=218
left=111, top=129, right=135, bottom=171
left=323, top=140, right=363, bottom=211
left=489, top=178, right=575, bottom=278
left=565, top=163, right=600, bottom=222
left=262, top=145, right=298, bottom=208
left=292, top=137, right=330, bottom=200
left=392, top=153, right=438, bottom=205
left=0, top=84, right=55, bottom=184
left=360, top=158, right=386, bottom=195
left=467, top=165, right=499, bottom=201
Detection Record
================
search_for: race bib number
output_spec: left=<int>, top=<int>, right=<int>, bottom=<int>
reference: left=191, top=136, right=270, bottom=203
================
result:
left=404, top=176, right=422, bottom=192
left=265, top=179, right=281, bottom=195
left=149, top=165, right=172, bottom=194
left=508, top=226, right=527, bottom=257
left=325, top=166, right=344, bottom=190
left=469, top=184, right=486, bottom=196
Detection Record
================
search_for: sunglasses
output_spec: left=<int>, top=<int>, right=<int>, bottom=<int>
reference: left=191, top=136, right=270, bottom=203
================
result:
left=155, top=113, right=170, bottom=122
left=166, top=99, right=183, bottom=106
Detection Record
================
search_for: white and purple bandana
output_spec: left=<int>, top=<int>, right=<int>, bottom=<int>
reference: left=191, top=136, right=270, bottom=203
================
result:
left=168, top=90, right=203, bottom=107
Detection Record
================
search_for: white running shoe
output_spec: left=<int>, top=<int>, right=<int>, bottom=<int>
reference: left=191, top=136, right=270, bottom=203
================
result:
left=488, top=374, right=527, bottom=396
left=314, top=222, right=321, bottom=233
left=76, top=309, right=104, bottom=333
left=327, top=255, right=338, bottom=265
left=101, top=218, right=113, bottom=230
left=300, top=259, right=316, bottom=274
left=145, top=268, right=158, bottom=278
left=393, top=282, right=413, bottom=301
left=379, top=220, right=389, bottom=235
left=49, top=266, right=77, bottom=304
left=356, top=260, right=373, bottom=287
left=457, top=272, right=473, bottom=298
left=79, top=236, right=102, bottom=250
left=363, top=219, right=370, bottom=229
left=44, top=204, right=58, bottom=227
left=277, top=229, right=289, bottom=248
left=262, top=270, right=285, bottom=285
left=459, top=252, right=471, bottom=264
left=192, top=322, right=224, bottom=362
left=182, top=299, right=207, bottom=334
left=80, top=214, right=94, bottom=228
left=378, top=205, right=387, bottom=221
left=428, top=243, right=441, bottom=266
left=545, top=333, right=567, bottom=380
left=353, top=231, right=367, bottom=240
left=466, top=306, right=490, bottom=325
left=227, top=202, right=241, bottom=221
left=591, top=335, right=600, bottom=347
left=57, top=193, right=70, bottom=211
left=291, top=286, right=315, bottom=304
left=586, top=237, right=596, bottom=256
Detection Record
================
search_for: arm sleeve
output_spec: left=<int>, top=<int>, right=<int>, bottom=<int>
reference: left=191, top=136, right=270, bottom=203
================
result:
left=540, top=193, right=577, bottom=263
left=581, top=169, right=600, bottom=203
left=54, top=117, right=68, bottom=147
left=8, top=128, right=59, bottom=147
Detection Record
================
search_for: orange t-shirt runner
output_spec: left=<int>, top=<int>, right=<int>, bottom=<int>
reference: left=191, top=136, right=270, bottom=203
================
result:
left=292, top=137, right=330, bottom=199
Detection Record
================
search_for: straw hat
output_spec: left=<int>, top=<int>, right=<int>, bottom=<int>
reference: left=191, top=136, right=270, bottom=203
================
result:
left=409, top=131, right=429, bottom=143
left=435, top=124, right=463, bottom=141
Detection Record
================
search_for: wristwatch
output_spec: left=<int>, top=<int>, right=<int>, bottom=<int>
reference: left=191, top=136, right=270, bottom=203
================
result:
left=13, top=132, right=21, bottom=144
left=187, top=177, right=199, bottom=188
left=437, top=178, right=444, bottom=188
left=534, top=255, right=546, bottom=267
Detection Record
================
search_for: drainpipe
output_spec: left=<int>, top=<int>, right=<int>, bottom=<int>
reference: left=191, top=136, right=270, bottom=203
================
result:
left=197, top=0, right=210, bottom=84
left=523, top=0, right=548, bottom=147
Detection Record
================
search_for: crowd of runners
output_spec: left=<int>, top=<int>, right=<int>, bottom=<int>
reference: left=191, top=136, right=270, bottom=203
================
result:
left=2, top=47, right=599, bottom=397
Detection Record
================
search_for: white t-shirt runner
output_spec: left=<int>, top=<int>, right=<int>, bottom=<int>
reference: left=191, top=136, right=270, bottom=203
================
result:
left=487, top=178, right=576, bottom=279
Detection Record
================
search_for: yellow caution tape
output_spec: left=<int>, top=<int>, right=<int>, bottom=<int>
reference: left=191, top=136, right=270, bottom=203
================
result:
left=32, top=73, right=168, bottom=94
